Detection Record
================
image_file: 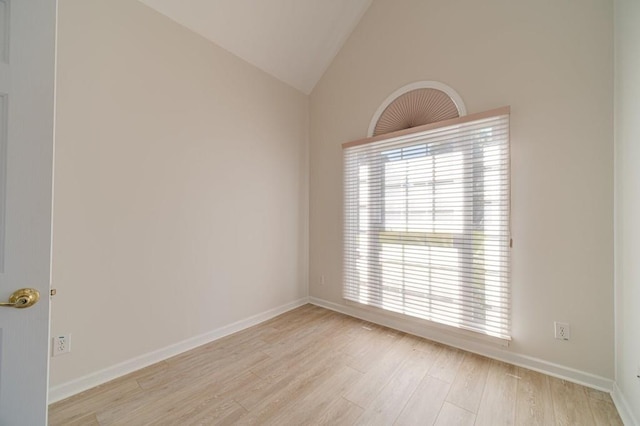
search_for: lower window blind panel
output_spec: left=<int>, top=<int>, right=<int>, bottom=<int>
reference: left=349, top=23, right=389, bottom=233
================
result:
left=343, top=108, right=511, bottom=341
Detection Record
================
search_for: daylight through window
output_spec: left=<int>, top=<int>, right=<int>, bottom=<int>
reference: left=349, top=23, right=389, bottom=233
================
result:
left=343, top=107, right=511, bottom=341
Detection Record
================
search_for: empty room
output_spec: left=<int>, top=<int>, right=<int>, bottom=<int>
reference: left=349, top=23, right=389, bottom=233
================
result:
left=1, top=0, right=638, bottom=425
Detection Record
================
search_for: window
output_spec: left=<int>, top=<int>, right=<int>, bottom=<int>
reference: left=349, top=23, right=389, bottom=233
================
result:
left=343, top=107, right=511, bottom=341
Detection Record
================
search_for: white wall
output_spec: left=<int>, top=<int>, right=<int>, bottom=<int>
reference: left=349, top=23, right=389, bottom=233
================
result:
left=50, top=0, right=308, bottom=389
left=310, top=0, right=614, bottom=382
left=615, top=0, right=640, bottom=423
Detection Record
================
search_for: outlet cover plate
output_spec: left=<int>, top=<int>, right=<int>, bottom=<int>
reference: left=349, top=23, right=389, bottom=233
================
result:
left=52, top=334, right=70, bottom=357
left=554, top=322, right=570, bottom=341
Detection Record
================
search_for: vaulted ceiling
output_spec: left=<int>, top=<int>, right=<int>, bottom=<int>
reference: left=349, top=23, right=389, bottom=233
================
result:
left=138, top=0, right=373, bottom=94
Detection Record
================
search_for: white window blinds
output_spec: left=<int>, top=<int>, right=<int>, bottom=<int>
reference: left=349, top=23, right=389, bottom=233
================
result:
left=343, top=107, right=511, bottom=341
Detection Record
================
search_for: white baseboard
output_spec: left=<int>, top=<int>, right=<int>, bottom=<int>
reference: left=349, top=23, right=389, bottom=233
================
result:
left=309, top=296, right=615, bottom=393
left=48, top=297, right=309, bottom=404
left=612, top=383, right=639, bottom=426
left=50, top=295, right=621, bottom=410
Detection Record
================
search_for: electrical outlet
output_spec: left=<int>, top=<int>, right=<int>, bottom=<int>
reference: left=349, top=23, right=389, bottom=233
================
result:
left=554, top=322, right=570, bottom=341
left=52, top=334, right=71, bottom=357
left=320, top=275, right=326, bottom=286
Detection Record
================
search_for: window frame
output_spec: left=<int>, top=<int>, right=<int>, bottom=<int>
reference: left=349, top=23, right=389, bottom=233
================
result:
left=343, top=106, right=511, bottom=342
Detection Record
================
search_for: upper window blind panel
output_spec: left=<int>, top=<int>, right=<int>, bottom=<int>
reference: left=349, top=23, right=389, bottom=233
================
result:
left=343, top=107, right=511, bottom=341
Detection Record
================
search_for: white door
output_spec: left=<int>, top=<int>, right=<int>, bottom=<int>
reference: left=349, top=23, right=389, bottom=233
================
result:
left=0, top=0, right=57, bottom=425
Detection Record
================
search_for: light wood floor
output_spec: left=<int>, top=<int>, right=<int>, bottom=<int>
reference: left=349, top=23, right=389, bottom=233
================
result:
left=49, top=304, right=623, bottom=425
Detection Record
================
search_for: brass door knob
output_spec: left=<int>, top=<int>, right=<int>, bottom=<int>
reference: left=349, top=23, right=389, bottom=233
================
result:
left=0, top=288, right=40, bottom=308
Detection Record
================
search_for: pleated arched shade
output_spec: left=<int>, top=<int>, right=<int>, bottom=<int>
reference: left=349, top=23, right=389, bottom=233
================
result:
left=373, top=88, right=460, bottom=136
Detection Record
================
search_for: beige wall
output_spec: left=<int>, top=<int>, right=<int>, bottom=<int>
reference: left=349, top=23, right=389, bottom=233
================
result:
left=615, top=0, right=640, bottom=422
left=310, top=0, right=614, bottom=379
left=50, top=0, right=308, bottom=388
left=51, top=0, right=619, bottom=399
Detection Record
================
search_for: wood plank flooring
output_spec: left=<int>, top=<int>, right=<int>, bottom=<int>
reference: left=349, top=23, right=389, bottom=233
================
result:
left=49, top=305, right=623, bottom=425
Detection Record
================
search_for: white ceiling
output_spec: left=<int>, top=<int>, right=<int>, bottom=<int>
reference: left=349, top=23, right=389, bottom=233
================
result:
left=138, top=0, right=372, bottom=94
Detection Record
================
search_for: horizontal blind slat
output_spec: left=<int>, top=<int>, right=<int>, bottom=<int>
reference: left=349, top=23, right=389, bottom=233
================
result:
left=344, top=111, right=511, bottom=341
